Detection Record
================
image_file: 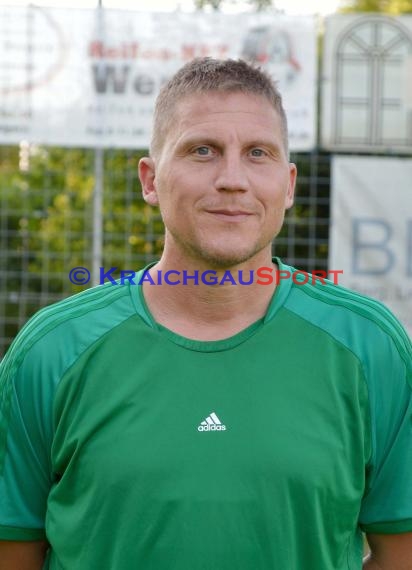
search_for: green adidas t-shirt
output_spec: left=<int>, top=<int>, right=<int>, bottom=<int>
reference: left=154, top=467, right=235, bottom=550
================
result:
left=0, top=259, right=411, bottom=570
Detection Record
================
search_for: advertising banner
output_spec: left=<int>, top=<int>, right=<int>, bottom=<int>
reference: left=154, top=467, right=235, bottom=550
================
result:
left=0, top=7, right=317, bottom=150
left=322, top=14, right=412, bottom=153
left=329, top=155, right=412, bottom=336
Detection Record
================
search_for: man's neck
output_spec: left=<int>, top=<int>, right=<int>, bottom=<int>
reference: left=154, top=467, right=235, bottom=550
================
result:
left=142, top=252, right=278, bottom=341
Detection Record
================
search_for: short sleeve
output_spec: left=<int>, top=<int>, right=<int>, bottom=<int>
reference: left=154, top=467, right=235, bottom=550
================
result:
left=359, top=326, right=412, bottom=533
left=0, top=284, right=134, bottom=541
left=0, top=333, right=55, bottom=540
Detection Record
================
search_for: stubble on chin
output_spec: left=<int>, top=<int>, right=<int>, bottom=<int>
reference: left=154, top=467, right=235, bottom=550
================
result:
left=168, top=230, right=273, bottom=270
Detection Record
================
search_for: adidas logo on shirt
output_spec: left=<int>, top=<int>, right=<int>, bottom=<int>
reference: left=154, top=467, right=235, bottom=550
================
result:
left=197, top=412, right=227, bottom=432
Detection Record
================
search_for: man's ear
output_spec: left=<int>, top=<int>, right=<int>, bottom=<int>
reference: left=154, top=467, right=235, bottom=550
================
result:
left=138, top=157, right=159, bottom=206
left=285, top=162, right=297, bottom=210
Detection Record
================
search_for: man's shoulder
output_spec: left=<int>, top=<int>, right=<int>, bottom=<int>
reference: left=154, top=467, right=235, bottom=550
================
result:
left=281, top=263, right=411, bottom=375
left=1, top=282, right=136, bottom=379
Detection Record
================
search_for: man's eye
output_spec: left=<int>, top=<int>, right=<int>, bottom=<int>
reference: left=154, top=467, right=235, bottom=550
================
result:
left=194, top=146, right=211, bottom=156
left=250, top=148, right=266, bottom=157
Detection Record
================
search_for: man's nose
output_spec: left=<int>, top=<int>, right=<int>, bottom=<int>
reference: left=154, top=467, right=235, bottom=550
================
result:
left=214, top=152, right=250, bottom=192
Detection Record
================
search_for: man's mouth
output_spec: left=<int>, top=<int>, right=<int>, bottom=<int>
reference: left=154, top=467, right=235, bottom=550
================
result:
left=205, top=209, right=253, bottom=221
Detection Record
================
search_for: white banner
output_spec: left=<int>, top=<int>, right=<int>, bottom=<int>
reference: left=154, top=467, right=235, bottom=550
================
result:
left=322, top=14, right=412, bottom=153
left=329, top=155, right=412, bottom=336
left=0, top=7, right=317, bottom=150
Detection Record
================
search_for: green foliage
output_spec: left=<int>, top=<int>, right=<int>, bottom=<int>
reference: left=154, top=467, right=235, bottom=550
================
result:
left=0, top=145, right=164, bottom=348
left=194, top=0, right=273, bottom=11
left=101, top=149, right=164, bottom=271
left=340, top=0, right=412, bottom=13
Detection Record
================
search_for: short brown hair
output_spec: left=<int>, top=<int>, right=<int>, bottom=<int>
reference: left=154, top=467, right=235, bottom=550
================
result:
left=150, top=57, right=289, bottom=158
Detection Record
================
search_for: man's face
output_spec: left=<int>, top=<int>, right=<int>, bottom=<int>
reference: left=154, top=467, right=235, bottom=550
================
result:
left=140, top=91, right=296, bottom=268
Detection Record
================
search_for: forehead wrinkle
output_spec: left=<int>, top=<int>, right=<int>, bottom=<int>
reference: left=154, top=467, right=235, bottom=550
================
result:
left=176, top=132, right=280, bottom=149
left=174, top=121, right=281, bottom=151
left=175, top=92, right=278, bottom=122
left=176, top=111, right=280, bottom=137
left=178, top=109, right=278, bottom=128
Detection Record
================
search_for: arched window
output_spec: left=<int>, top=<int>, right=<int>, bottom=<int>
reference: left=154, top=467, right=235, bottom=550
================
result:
left=333, top=16, right=412, bottom=149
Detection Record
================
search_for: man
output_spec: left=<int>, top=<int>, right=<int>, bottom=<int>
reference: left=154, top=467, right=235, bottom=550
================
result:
left=0, top=58, right=411, bottom=569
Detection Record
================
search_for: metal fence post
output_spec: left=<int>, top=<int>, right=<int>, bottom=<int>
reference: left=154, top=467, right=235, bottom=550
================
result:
left=92, top=0, right=104, bottom=286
